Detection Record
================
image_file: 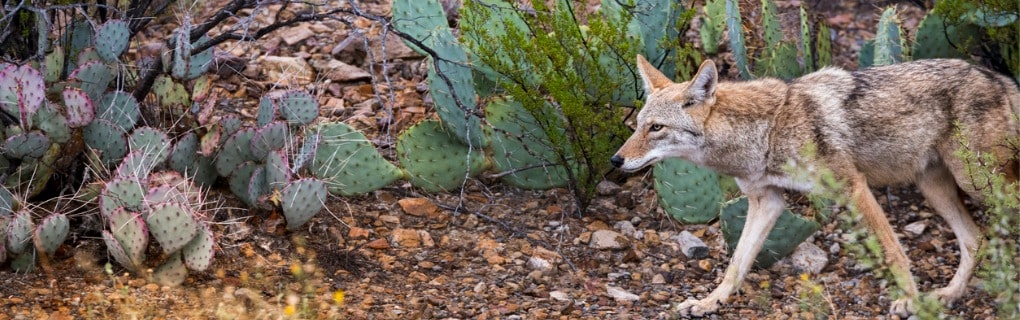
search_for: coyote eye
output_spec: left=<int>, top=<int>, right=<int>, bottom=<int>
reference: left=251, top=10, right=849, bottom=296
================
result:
left=649, top=124, right=664, bottom=132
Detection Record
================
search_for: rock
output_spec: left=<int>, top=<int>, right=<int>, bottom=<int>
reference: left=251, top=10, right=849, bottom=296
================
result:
left=589, top=230, right=629, bottom=250
left=366, top=238, right=390, bottom=250
left=549, top=290, right=570, bottom=302
left=398, top=198, right=440, bottom=217
left=790, top=242, right=828, bottom=275
left=348, top=227, right=370, bottom=240
left=698, top=259, right=713, bottom=272
left=527, top=256, right=553, bottom=272
left=829, top=243, right=840, bottom=255
left=614, top=221, right=636, bottom=237
left=256, top=56, right=314, bottom=86
left=903, top=221, right=927, bottom=236
left=596, top=181, right=621, bottom=196
left=369, top=34, right=422, bottom=62
left=391, top=228, right=421, bottom=248
left=309, top=55, right=371, bottom=82
left=281, top=23, right=315, bottom=45
left=672, top=231, right=709, bottom=260
left=651, top=273, right=666, bottom=284
left=606, top=285, right=640, bottom=302
left=418, top=230, right=435, bottom=247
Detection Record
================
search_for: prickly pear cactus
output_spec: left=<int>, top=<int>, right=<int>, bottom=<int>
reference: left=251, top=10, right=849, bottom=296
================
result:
left=129, top=127, right=172, bottom=165
left=265, top=149, right=291, bottom=190
left=292, top=132, right=318, bottom=174
left=398, top=119, right=486, bottom=192
left=816, top=24, right=832, bottom=67
left=107, top=207, right=147, bottom=272
left=34, top=102, right=71, bottom=143
left=310, top=122, right=403, bottom=196
left=720, top=197, right=821, bottom=268
left=486, top=99, right=568, bottom=189
left=96, top=91, right=141, bottom=131
left=145, top=202, right=199, bottom=254
left=216, top=128, right=257, bottom=177
left=256, top=96, right=277, bottom=127
left=182, top=223, right=214, bottom=271
left=278, top=91, right=319, bottom=125
left=912, top=12, right=977, bottom=60
left=62, top=87, right=96, bottom=127
left=169, top=132, right=198, bottom=174
left=872, top=7, right=903, bottom=67
left=653, top=158, right=723, bottom=224
left=3, top=131, right=50, bottom=159
left=0, top=63, right=45, bottom=128
left=84, top=119, right=129, bottom=166
left=701, top=0, right=726, bottom=55
left=152, top=252, right=187, bottom=286
left=99, top=177, right=146, bottom=218
left=6, top=210, right=34, bottom=255
left=250, top=121, right=289, bottom=159
left=34, top=213, right=69, bottom=256
left=229, top=161, right=259, bottom=206
left=95, top=20, right=130, bottom=63
left=755, top=0, right=801, bottom=79
left=281, top=178, right=328, bottom=231
left=726, top=0, right=752, bottom=79
left=69, top=61, right=115, bottom=102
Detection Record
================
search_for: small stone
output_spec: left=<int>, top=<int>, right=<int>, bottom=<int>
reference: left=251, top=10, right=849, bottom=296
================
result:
left=379, top=215, right=400, bottom=224
left=672, top=231, right=709, bottom=260
left=589, top=230, right=629, bottom=250
left=698, top=259, right=713, bottom=272
left=596, top=181, right=621, bottom=196
left=398, top=198, right=440, bottom=217
left=309, top=56, right=371, bottom=82
left=549, top=290, right=570, bottom=302
left=586, top=220, right=611, bottom=231
left=144, top=283, right=160, bottom=293
left=614, top=221, right=636, bottom=237
left=790, top=242, right=828, bottom=275
left=651, top=273, right=666, bottom=284
left=281, top=24, right=315, bottom=45
left=418, top=231, right=435, bottom=247
left=527, top=256, right=554, bottom=272
left=366, top=238, right=391, bottom=249
left=903, top=221, right=927, bottom=236
left=606, top=285, right=640, bottom=302
left=829, top=243, right=840, bottom=255
left=391, top=228, right=421, bottom=248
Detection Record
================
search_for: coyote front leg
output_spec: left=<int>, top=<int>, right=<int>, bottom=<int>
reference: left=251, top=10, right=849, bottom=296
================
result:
left=676, top=187, right=786, bottom=317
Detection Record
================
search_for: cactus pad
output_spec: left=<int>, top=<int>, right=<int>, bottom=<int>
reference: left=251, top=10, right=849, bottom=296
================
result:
left=229, top=161, right=259, bottom=206
left=216, top=128, right=257, bottom=177
left=872, top=7, right=903, bottom=67
left=397, top=119, right=486, bottom=192
left=169, top=132, right=198, bottom=174
left=6, top=210, right=34, bottom=255
left=84, top=119, right=129, bottom=166
left=0, top=186, right=14, bottom=216
left=265, top=149, right=291, bottom=190
left=278, top=90, right=319, bottom=125
left=190, top=155, right=218, bottom=187
left=220, top=115, right=243, bottom=143
left=152, top=252, right=187, bottom=286
left=145, top=202, right=199, bottom=254
left=107, top=207, right=147, bottom=270
left=310, top=122, right=402, bottom=196
left=292, top=132, right=318, bottom=174
left=152, top=75, right=190, bottom=107
left=129, top=127, right=172, bottom=165
left=726, top=0, right=752, bottom=79
left=95, top=20, right=131, bottom=62
left=250, top=121, right=288, bottom=159
left=33, top=102, right=71, bottom=143
left=62, top=87, right=96, bottom=127
left=486, top=99, right=568, bottom=189
left=281, top=178, right=328, bottom=231
left=44, top=49, right=64, bottom=83
left=247, top=166, right=268, bottom=207
left=34, top=213, right=69, bottom=256
left=96, top=91, right=141, bottom=131
left=102, top=230, right=139, bottom=273
left=115, top=151, right=160, bottom=179
left=256, top=95, right=277, bottom=127
left=720, top=197, right=821, bottom=268
left=653, top=159, right=724, bottom=224
left=182, top=223, right=214, bottom=271
left=0, top=64, right=45, bottom=126
left=69, top=60, right=115, bottom=102
left=3, top=131, right=50, bottom=159
left=912, top=13, right=976, bottom=60
left=99, top=177, right=146, bottom=218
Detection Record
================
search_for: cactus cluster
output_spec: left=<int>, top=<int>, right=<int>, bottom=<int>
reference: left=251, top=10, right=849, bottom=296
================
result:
left=719, top=197, right=821, bottom=268
left=0, top=186, right=70, bottom=272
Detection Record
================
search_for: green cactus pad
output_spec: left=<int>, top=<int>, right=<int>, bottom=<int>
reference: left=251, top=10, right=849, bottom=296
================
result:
left=145, top=185, right=189, bottom=208
left=170, top=27, right=190, bottom=80
left=486, top=99, right=568, bottom=189
left=872, top=7, right=903, bottom=67
left=220, top=115, right=243, bottom=144
left=9, top=250, right=35, bottom=272
left=720, top=197, right=821, bottom=268
left=99, top=177, right=146, bottom=219
left=190, top=155, right=218, bottom=187
left=3, top=131, right=50, bottom=159
left=145, top=202, right=199, bottom=254
left=247, top=166, right=268, bottom=207
left=0, top=64, right=46, bottom=125
left=816, top=24, right=832, bottom=67
left=256, top=95, right=277, bottom=127
left=229, top=161, right=259, bottom=206
left=76, top=48, right=102, bottom=66
left=278, top=90, right=319, bottom=125
left=0, top=216, right=7, bottom=262
left=95, top=20, right=130, bottom=62
left=281, top=178, right=328, bottom=231
left=799, top=6, right=814, bottom=73
left=102, top=230, right=140, bottom=273
left=700, top=0, right=726, bottom=55
left=653, top=158, right=724, bottom=224
left=912, top=13, right=977, bottom=60
left=169, top=132, right=198, bottom=174
left=0, top=185, right=14, bottom=216
left=69, top=60, right=115, bottom=102
left=182, top=223, right=214, bottom=271
left=115, top=151, right=159, bottom=179
left=265, top=149, right=291, bottom=190
left=152, top=252, right=187, bottom=286
left=84, top=119, right=129, bottom=166
left=250, top=121, right=289, bottom=159
left=310, top=122, right=403, bottom=196
left=33, top=102, right=71, bottom=143
left=6, top=210, right=34, bottom=255
left=726, top=0, right=752, bottom=79
left=129, top=127, right=172, bottom=165
left=44, top=49, right=64, bottom=83
left=34, top=213, right=69, bottom=256
left=292, top=132, right=318, bottom=174
left=152, top=75, right=190, bottom=108
left=61, top=21, right=94, bottom=74
left=216, top=127, right=257, bottom=177
left=397, top=119, right=486, bottom=192
left=96, top=91, right=141, bottom=131
left=61, top=87, right=96, bottom=127
left=107, top=207, right=147, bottom=271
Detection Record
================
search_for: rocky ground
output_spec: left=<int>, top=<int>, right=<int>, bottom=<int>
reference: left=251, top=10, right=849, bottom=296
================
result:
left=0, top=0, right=1009, bottom=319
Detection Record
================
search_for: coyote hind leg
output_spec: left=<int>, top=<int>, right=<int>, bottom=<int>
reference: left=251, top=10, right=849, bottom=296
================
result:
left=916, top=164, right=983, bottom=305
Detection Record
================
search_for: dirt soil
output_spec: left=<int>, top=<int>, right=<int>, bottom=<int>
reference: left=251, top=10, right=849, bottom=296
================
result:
left=0, top=0, right=1006, bottom=319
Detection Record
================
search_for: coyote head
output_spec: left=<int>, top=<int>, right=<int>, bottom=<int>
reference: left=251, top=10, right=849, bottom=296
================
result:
left=610, top=56, right=718, bottom=172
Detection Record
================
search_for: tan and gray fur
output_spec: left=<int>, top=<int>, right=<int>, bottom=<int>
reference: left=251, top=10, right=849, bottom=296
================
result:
left=611, top=55, right=1020, bottom=317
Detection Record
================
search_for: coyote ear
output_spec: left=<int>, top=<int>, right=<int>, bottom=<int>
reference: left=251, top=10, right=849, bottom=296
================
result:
left=636, top=55, right=674, bottom=95
left=688, top=60, right=718, bottom=103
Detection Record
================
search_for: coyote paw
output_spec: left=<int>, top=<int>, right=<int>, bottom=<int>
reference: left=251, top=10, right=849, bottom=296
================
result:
left=889, top=297, right=916, bottom=317
left=933, top=287, right=964, bottom=306
left=675, top=298, right=720, bottom=318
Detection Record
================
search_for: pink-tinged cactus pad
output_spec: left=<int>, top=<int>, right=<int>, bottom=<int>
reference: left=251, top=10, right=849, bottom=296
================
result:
left=0, top=64, right=46, bottom=125
left=62, top=87, right=96, bottom=127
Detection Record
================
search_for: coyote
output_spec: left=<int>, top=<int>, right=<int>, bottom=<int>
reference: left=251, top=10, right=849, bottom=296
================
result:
left=611, top=55, right=1020, bottom=317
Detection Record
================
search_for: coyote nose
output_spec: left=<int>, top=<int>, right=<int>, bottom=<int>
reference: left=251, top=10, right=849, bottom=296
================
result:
left=610, top=155, right=624, bottom=168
